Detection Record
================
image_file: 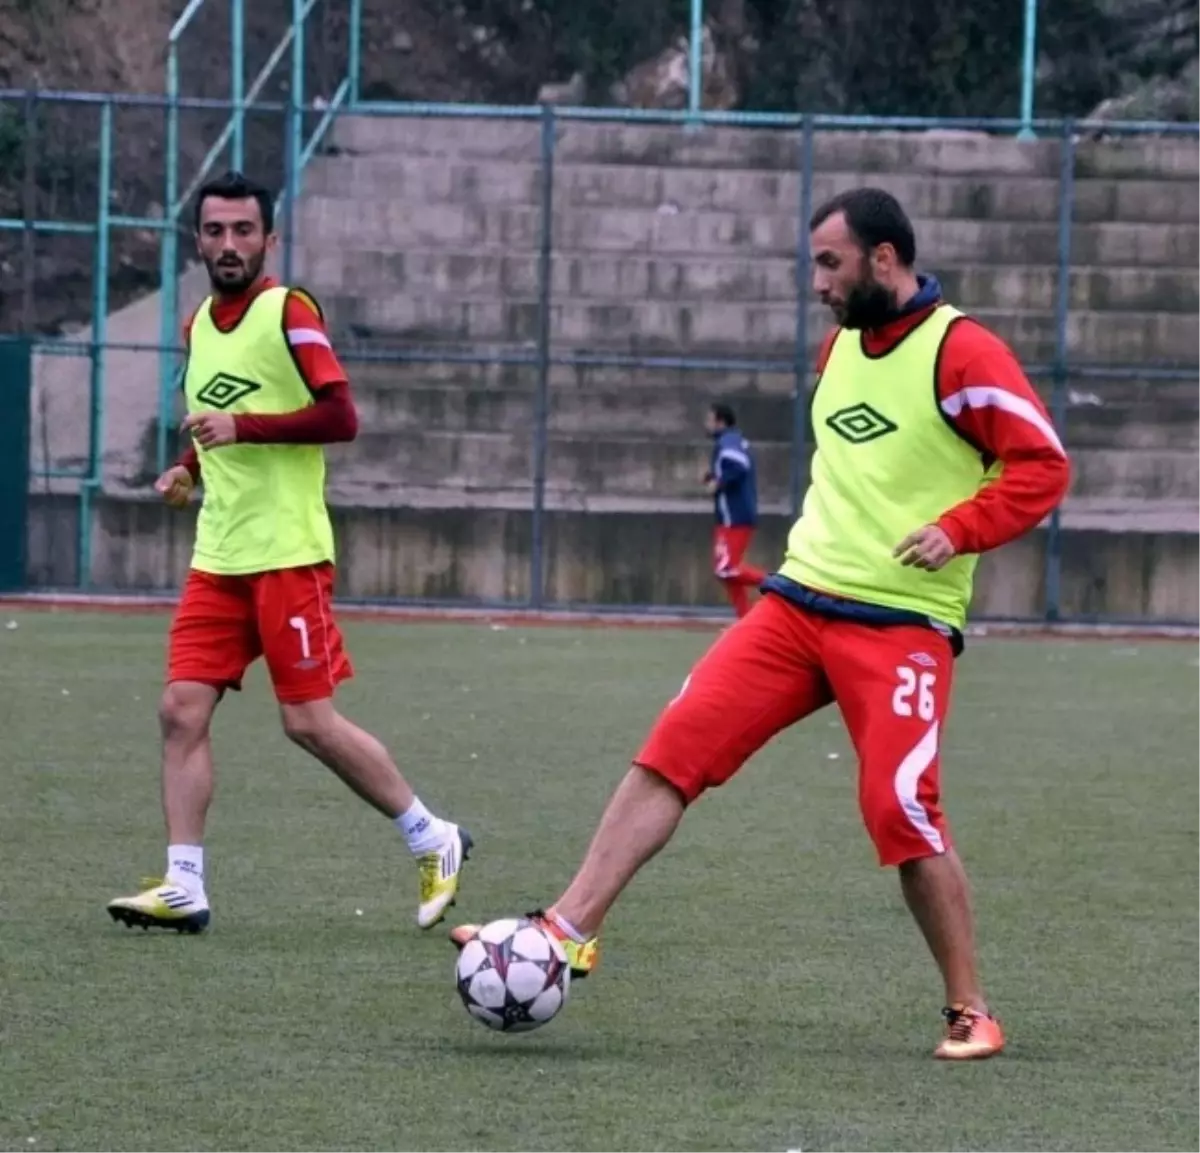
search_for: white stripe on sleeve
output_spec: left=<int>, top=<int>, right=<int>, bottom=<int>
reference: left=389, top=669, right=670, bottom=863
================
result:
left=286, top=327, right=332, bottom=349
left=939, top=385, right=1065, bottom=456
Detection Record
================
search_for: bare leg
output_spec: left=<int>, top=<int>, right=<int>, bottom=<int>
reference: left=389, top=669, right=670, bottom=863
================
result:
left=899, top=849, right=986, bottom=1011
left=279, top=699, right=415, bottom=818
left=159, top=681, right=221, bottom=844
left=552, top=765, right=685, bottom=938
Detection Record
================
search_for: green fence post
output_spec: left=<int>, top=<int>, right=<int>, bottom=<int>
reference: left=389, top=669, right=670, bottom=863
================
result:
left=0, top=339, right=32, bottom=592
left=282, top=0, right=304, bottom=284
left=349, top=0, right=363, bottom=106
left=687, top=0, right=705, bottom=125
left=79, top=99, right=114, bottom=590
left=790, top=115, right=814, bottom=518
left=231, top=0, right=246, bottom=169
left=1044, top=119, right=1075, bottom=620
left=1018, top=0, right=1039, bottom=139
left=530, top=104, right=556, bottom=609
left=158, top=41, right=182, bottom=477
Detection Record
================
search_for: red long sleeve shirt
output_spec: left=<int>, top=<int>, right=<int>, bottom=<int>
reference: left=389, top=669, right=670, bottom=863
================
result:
left=814, top=292, right=1071, bottom=554
left=176, top=277, right=357, bottom=481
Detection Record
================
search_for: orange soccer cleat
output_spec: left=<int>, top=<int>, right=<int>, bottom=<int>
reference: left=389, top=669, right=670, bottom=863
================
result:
left=934, top=1004, right=1006, bottom=1060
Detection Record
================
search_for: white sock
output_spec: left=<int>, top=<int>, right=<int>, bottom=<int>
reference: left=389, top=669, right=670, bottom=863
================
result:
left=165, top=844, right=206, bottom=899
left=395, top=798, right=450, bottom=855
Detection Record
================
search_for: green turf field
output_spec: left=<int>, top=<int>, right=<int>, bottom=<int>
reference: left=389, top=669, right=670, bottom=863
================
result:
left=1, top=610, right=1196, bottom=1152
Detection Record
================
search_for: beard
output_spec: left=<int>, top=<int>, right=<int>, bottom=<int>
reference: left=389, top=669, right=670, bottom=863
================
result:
left=205, top=248, right=265, bottom=294
left=836, top=277, right=899, bottom=330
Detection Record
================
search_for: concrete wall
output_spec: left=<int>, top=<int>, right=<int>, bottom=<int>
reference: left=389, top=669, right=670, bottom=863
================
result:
left=27, top=494, right=1200, bottom=622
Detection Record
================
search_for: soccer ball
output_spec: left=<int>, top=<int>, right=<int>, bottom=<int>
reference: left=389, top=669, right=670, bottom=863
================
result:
left=455, top=917, right=571, bottom=1033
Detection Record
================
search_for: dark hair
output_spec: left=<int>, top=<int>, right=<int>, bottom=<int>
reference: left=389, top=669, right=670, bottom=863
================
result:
left=193, top=170, right=275, bottom=234
left=710, top=402, right=736, bottom=428
left=809, top=187, right=916, bottom=267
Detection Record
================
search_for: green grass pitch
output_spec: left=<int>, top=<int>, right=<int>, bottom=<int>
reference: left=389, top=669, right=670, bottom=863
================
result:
left=1, top=610, right=1196, bottom=1151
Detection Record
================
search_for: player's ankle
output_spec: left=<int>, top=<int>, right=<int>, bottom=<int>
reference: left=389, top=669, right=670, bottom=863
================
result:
left=395, top=797, right=451, bottom=854
left=946, top=996, right=989, bottom=1016
left=166, top=844, right=206, bottom=898
left=544, top=906, right=589, bottom=943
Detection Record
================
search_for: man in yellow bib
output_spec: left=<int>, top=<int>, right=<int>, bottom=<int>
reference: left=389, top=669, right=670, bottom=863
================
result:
left=453, top=188, right=1071, bottom=1059
left=107, top=171, right=472, bottom=935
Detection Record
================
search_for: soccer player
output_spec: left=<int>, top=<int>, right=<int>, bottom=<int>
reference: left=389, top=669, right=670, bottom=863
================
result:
left=453, top=188, right=1071, bottom=1059
left=702, top=402, right=766, bottom=618
left=107, top=171, right=472, bottom=934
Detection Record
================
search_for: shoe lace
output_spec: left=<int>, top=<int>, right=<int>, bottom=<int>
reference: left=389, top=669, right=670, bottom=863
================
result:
left=942, top=1006, right=980, bottom=1043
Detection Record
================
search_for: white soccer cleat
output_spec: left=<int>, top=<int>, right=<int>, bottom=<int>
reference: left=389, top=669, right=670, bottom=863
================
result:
left=416, top=825, right=473, bottom=929
left=107, top=878, right=211, bottom=934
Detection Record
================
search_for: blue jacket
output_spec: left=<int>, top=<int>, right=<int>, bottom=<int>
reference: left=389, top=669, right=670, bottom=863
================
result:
left=709, top=427, right=758, bottom=527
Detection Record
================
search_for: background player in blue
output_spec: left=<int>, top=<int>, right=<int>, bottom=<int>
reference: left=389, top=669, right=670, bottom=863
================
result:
left=703, top=403, right=766, bottom=617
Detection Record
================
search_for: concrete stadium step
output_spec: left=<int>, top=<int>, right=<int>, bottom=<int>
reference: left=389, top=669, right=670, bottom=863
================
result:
left=297, top=197, right=1200, bottom=268
left=348, top=359, right=1196, bottom=406
left=303, top=154, right=1199, bottom=226
left=330, top=429, right=1196, bottom=505
left=938, top=266, right=1199, bottom=314
left=1053, top=497, right=1198, bottom=533
left=353, top=383, right=781, bottom=438
left=1056, top=380, right=1200, bottom=451
left=328, top=293, right=806, bottom=350
left=333, top=118, right=1051, bottom=172
left=1068, top=449, right=1198, bottom=502
left=338, top=429, right=794, bottom=500
left=330, top=118, right=1200, bottom=182
left=350, top=379, right=1199, bottom=450
left=297, top=246, right=1199, bottom=314
left=345, top=359, right=797, bottom=397
left=325, top=292, right=1197, bottom=363
left=297, top=248, right=803, bottom=304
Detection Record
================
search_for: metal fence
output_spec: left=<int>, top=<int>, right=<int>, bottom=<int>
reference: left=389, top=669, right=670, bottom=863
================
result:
left=0, top=0, right=1197, bottom=622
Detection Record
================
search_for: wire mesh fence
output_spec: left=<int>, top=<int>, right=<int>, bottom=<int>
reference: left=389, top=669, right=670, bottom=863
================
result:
left=0, top=88, right=1196, bottom=621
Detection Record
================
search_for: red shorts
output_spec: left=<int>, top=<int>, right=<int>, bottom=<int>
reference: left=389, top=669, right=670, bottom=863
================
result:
left=635, top=592, right=955, bottom=867
left=712, top=525, right=754, bottom=578
left=166, top=562, right=353, bottom=705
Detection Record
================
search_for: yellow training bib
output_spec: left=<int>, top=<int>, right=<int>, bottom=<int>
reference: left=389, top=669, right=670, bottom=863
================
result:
left=183, top=286, right=335, bottom=575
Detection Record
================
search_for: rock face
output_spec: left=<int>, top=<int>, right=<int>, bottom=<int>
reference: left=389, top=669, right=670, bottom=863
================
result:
left=610, top=25, right=740, bottom=111
left=1083, top=0, right=1198, bottom=122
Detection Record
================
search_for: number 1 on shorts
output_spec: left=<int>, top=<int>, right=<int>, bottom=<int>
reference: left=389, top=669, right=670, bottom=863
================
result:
left=289, top=616, right=311, bottom=661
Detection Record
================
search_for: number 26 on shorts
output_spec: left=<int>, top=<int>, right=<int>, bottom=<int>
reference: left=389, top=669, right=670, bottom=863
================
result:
left=892, top=665, right=936, bottom=721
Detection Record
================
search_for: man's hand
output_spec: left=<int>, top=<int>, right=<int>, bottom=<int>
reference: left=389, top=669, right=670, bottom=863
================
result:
left=182, top=411, right=237, bottom=448
left=704, top=477, right=720, bottom=495
left=155, top=465, right=195, bottom=509
left=893, top=524, right=958, bottom=571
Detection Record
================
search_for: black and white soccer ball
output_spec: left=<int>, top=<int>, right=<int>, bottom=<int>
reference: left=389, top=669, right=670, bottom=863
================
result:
left=455, top=917, right=571, bottom=1033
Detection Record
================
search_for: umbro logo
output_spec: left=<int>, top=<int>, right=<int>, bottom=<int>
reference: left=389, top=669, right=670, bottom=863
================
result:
left=195, top=372, right=261, bottom=410
left=908, top=652, right=938, bottom=668
left=826, top=403, right=898, bottom=445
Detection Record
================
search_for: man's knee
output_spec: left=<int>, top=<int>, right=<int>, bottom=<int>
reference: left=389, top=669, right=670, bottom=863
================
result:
left=159, top=682, right=218, bottom=742
left=279, top=699, right=338, bottom=752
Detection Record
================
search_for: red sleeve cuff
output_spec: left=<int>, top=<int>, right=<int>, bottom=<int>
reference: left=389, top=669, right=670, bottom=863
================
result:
left=935, top=514, right=969, bottom=555
left=176, top=445, right=201, bottom=484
